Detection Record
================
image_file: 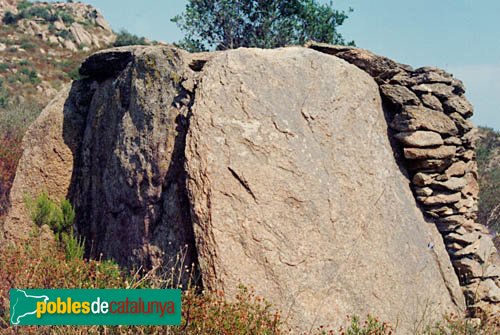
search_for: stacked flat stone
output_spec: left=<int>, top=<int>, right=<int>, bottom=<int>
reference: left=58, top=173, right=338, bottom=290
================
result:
left=306, top=42, right=500, bottom=317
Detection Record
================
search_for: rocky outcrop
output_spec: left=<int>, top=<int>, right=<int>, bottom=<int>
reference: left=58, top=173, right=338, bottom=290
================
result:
left=306, top=42, right=500, bottom=317
left=0, top=0, right=115, bottom=51
left=2, top=45, right=468, bottom=334
left=185, top=47, right=465, bottom=332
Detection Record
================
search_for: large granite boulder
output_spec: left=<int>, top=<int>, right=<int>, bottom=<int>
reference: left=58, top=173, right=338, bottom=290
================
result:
left=2, top=45, right=467, bottom=333
left=185, top=47, right=464, bottom=332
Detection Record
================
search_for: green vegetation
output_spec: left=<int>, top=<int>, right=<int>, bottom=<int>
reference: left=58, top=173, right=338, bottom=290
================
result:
left=26, top=193, right=85, bottom=260
left=20, top=40, right=36, bottom=50
left=67, top=66, right=81, bottom=80
left=0, top=80, right=7, bottom=107
left=2, top=11, right=18, bottom=25
left=113, top=29, right=147, bottom=47
left=4, top=3, right=75, bottom=25
left=172, top=0, right=355, bottom=52
left=0, top=62, right=9, bottom=72
left=17, top=0, right=33, bottom=11
left=56, top=29, right=71, bottom=40
left=0, top=98, right=41, bottom=213
left=477, top=127, right=500, bottom=234
left=59, top=10, right=75, bottom=24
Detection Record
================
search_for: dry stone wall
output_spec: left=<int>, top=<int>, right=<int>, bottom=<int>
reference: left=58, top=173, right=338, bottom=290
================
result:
left=307, top=42, right=500, bottom=317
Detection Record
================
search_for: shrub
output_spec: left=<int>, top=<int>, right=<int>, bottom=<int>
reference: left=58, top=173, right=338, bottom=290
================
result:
left=67, top=66, right=81, bottom=80
left=56, top=29, right=71, bottom=40
left=17, top=0, right=32, bottom=11
left=48, top=22, right=56, bottom=32
left=0, top=99, right=41, bottom=214
left=1, top=11, right=18, bottom=25
left=59, top=10, right=74, bottom=24
left=28, top=69, right=41, bottom=85
left=23, top=6, right=52, bottom=21
left=113, top=29, right=147, bottom=47
left=339, top=315, right=392, bottom=335
left=19, top=59, right=31, bottom=66
left=20, top=41, right=36, bottom=50
left=26, top=194, right=85, bottom=260
left=0, top=62, right=9, bottom=72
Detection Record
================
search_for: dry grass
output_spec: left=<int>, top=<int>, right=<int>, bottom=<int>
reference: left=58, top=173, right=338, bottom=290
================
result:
left=0, top=238, right=498, bottom=334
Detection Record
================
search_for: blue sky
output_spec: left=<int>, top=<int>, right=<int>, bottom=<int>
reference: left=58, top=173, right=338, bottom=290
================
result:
left=52, top=0, right=500, bottom=130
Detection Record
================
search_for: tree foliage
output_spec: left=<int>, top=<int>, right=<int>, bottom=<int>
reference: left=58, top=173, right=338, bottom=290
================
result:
left=172, top=0, right=354, bottom=52
left=113, top=29, right=148, bottom=47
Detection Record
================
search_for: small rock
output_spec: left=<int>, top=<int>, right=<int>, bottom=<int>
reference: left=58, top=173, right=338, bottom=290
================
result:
left=415, top=187, right=433, bottom=196
left=443, top=95, right=473, bottom=117
left=54, top=20, right=66, bottom=30
left=436, top=219, right=460, bottom=233
left=412, top=83, right=455, bottom=99
left=48, top=35, right=59, bottom=45
left=454, top=236, right=496, bottom=263
left=453, top=197, right=475, bottom=210
left=412, top=172, right=437, bottom=186
left=461, top=173, right=479, bottom=198
left=453, top=257, right=484, bottom=279
left=440, top=215, right=469, bottom=226
left=391, top=105, right=458, bottom=135
left=462, top=221, right=490, bottom=234
left=446, top=231, right=482, bottom=246
left=446, top=242, right=464, bottom=253
left=394, top=131, right=443, bottom=147
left=410, top=159, right=453, bottom=172
left=430, top=177, right=467, bottom=191
left=459, top=150, right=475, bottom=161
left=380, top=84, right=421, bottom=106
left=449, top=112, right=473, bottom=134
left=420, top=94, right=443, bottom=111
left=471, top=279, right=500, bottom=303
left=70, top=22, right=93, bottom=46
left=443, top=136, right=462, bottom=146
left=64, top=39, right=78, bottom=52
left=389, top=72, right=416, bottom=86
left=427, top=205, right=456, bottom=217
left=444, top=161, right=468, bottom=178
left=418, top=192, right=462, bottom=206
left=404, top=146, right=456, bottom=160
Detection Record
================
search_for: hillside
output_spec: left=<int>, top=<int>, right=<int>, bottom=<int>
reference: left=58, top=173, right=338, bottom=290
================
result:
left=0, top=0, right=116, bottom=213
left=477, top=127, right=500, bottom=246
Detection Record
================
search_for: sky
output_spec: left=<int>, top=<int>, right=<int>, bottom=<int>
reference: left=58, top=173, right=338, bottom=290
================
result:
left=50, top=0, right=500, bottom=130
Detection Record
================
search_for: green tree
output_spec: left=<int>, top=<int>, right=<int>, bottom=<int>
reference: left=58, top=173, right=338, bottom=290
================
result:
left=172, top=0, right=354, bottom=52
left=113, top=29, right=147, bottom=47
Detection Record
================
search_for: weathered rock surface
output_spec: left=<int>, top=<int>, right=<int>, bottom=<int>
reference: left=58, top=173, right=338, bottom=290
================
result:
left=3, top=86, right=79, bottom=242
left=394, top=131, right=443, bottom=147
left=403, top=146, right=456, bottom=160
left=185, top=47, right=464, bottom=332
left=69, top=46, right=200, bottom=272
left=11, top=43, right=500, bottom=330
left=305, top=41, right=500, bottom=318
left=391, top=105, right=458, bottom=135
